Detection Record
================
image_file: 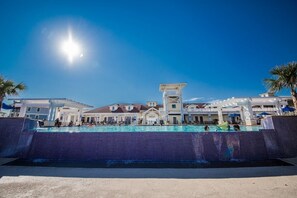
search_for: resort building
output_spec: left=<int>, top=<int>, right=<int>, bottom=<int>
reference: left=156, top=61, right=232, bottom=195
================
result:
left=83, top=102, right=162, bottom=125
left=190, top=95, right=292, bottom=125
left=205, top=96, right=292, bottom=125
left=83, top=83, right=294, bottom=126
left=8, top=98, right=92, bottom=126
left=7, top=83, right=294, bottom=126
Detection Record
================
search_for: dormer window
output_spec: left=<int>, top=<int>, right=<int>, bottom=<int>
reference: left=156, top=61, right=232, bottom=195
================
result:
left=126, top=105, right=134, bottom=111
left=187, top=105, right=197, bottom=110
left=109, top=104, right=119, bottom=112
left=147, top=101, right=157, bottom=107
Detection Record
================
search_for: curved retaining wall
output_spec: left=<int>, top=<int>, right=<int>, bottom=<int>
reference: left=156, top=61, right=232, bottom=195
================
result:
left=0, top=118, right=36, bottom=158
left=271, top=116, right=297, bottom=158
left=0, top=116, right=296, bottom=161
left=27, top=130, right=281, bottom=161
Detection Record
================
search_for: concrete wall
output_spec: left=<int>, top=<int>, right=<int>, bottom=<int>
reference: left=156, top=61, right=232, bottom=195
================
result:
left=0, top=118, right=36, bottom=158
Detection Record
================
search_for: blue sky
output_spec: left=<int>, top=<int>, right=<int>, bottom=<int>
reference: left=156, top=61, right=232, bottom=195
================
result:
left=1, top=0, right=297, bottom=107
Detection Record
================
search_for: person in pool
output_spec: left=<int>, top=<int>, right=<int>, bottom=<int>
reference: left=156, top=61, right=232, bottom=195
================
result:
left=204, top=125, right=209, bottom=131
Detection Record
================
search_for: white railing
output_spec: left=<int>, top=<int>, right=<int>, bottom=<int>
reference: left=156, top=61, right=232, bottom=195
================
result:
left=252, top=108, right=278, bottom=112
left=187, top=108, right=239, bottom=113
left=186, top=107, right=278, bottom=113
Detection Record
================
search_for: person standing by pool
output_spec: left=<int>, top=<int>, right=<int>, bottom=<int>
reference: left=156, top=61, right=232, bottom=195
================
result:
left=55, top=118, right=61, bottom=127
left=233, top=124, right=240, bottom=131
left=68, top=121, right=73, bottom=127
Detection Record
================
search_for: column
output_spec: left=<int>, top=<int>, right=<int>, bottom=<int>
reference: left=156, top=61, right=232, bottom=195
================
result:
left=50, top=107, right=57, bottom=121
left=208, top=113, right=212, bottom=122
left=218, top=107, right=224, bottom=124
left=77, top=108, right=82, bottom=124
left=19, top=102, right=27, bottom=117
left=179, top=89, right=184, bottom=124
left=47, top=106, right=53, bottom=121
left=275, top=100, right=282, bottom=115
left=242, top=100, right=255, bottom=125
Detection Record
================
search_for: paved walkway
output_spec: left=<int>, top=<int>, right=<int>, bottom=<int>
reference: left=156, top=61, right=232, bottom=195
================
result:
left=0, top=158, right=297, bottom=197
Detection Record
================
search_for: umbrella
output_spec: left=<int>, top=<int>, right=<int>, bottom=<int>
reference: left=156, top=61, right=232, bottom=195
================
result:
left=228, top=113, right=240, bottom=117
left=1, top=103, right=14, bottom=110
left=282, top=106, right=295, bottom=112
left=257, top=112, right=271, bottom=117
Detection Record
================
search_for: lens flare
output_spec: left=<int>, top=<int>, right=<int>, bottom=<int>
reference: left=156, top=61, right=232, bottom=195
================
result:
left=61, top=33, right=81, bottom=63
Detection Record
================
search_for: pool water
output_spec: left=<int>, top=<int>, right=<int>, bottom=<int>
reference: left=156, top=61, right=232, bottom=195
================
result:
left=36, top=125, right=262, bottom=133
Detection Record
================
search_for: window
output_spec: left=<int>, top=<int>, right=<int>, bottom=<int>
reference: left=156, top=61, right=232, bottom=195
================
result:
left=39, top=115, right=47, bottom=120
left=37, top=108, right=40, bottom=112
left=126, top=105, right=133, bottom=111
left=27, top=107, right=31, bottom=112
left=110, top=105, right=119, bottom=111
left=172, top=104, right=176, bottom=109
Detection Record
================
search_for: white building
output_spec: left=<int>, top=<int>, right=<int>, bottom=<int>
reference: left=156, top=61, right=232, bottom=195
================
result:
left=7, top=85, right=294, bottom=126
left=205, top=95, right=292, bottom=125
left=83, top=102, right=162, bottom=125
left=9, top=98, right=92, bottom=126
left=83, top=83, right=294, bottom=126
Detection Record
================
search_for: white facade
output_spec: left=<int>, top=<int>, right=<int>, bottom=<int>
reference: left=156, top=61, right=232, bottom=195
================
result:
left=7, top=86, right=294, bottom=126
left=159, top=83, right=186, bottom=124
left=83, top=86, right=293, bottom=126
left=204, top=95, right=292, bottom=125
left=9, top=98, right=92, bottom=126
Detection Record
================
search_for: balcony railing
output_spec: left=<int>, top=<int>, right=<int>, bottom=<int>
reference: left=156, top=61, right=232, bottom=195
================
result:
left=251, top=107, right=278, bottom=112
left=186, top=107, right=278, bottom=113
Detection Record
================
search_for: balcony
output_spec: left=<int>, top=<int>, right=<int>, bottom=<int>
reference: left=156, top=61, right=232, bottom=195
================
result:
left=186, top=107, right=278, bottom=114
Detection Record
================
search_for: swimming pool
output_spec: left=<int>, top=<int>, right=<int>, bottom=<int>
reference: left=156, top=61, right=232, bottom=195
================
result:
left=36, top=125, right=262, bottom=133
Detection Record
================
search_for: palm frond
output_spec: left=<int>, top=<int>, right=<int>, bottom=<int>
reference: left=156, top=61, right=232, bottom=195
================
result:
left=265, top=61, right=297, bottom=92
left=0, top=76, right=26, bottom=97
left=264, top=78, right=283, bottom=92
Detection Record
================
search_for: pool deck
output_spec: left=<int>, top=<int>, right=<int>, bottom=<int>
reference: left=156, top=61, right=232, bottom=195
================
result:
left=1, top=157, right=297, bottom=197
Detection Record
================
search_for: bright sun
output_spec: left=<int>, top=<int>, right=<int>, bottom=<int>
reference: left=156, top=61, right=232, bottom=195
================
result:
left=61, top=33, right=83, bottom=63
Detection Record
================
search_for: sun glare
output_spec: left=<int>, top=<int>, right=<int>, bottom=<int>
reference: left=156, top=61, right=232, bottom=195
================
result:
left=61, top=33, right=82, bottom=63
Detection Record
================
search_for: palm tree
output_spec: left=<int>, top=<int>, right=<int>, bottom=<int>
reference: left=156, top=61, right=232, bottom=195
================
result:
left=264, top=62, right=297, bottom=110
left=0, top=76, right=26, bottom=109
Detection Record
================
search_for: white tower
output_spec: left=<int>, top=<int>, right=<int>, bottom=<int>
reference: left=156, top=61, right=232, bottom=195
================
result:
left=159, top=83, right=187, bottom=124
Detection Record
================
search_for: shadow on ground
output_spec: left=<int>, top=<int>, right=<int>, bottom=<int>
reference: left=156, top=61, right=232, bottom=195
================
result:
left=1, top=159, right=297, bottom=179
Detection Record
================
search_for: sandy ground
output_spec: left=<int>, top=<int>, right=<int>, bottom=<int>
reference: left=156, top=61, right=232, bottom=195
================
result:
left=1, top=158, right=297, bottom=198
left=1, top=175, right=297, bottom=198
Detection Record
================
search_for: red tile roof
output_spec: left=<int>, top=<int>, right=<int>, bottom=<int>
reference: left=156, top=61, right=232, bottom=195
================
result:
left=85, top=103, right=207, bottom=114
left=85, top=104, right=149, bottom=113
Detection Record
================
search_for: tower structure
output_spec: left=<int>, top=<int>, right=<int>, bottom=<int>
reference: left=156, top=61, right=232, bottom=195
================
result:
left=159, top=83, right=187, bottom=124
